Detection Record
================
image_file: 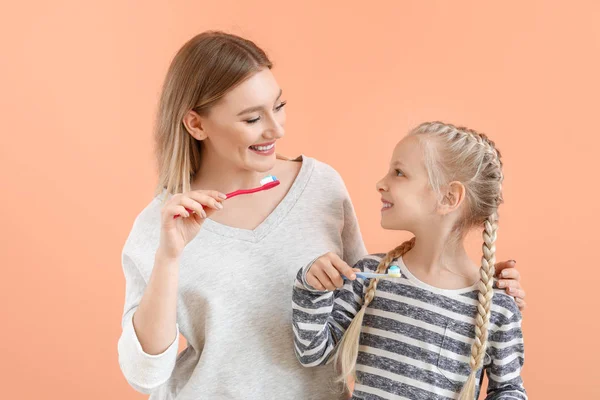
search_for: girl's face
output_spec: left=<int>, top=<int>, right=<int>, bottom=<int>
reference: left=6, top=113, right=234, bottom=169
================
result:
left=192, top=68, right=286, bottom=173
left=376, top=136, right=440, bottom=232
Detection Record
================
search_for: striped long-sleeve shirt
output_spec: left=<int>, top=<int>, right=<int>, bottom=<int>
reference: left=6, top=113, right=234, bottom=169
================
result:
left=292, top=254, right=526, bottom=400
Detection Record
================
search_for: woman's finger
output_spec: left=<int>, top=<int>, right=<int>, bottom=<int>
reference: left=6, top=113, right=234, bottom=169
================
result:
left=496, top=279, right=520, bottom=290
left=179, top=197, right=207, bottom=218
left=506, top=287, right=525, bottom=301
left=165, top=205, right=190, bottom=220
left=494, top=260, right=519, bottom=279
left=499, top=266, right=520, bottom=281
left=187, top=192, right=224, bottom=211
left=515, top=297, right=526, bottom=311
left=194, top=190, right=227, bottom=200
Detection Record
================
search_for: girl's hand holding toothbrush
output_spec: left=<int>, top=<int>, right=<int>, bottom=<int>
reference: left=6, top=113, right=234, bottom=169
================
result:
left=158, top=190, right=227, bottom=261
left=306, top=252, right=360, bottom=291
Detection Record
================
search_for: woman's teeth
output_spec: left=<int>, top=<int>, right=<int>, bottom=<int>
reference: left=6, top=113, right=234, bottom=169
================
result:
left=382, top=202, right=393, bottom=209
left=250, top=143, right=275, bottom=151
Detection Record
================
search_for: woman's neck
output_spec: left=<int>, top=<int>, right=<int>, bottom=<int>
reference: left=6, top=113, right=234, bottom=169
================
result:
left=192, top=149, right=274, bottom=194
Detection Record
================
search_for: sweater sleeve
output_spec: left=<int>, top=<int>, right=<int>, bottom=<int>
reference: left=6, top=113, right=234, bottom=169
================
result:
left=341, top=186, right=368, bottom=267
left=292, top=257, right=377, bottom=367
left=117, top=251, right=180, bottom=394
left=484, top=297, right=527, bottom=399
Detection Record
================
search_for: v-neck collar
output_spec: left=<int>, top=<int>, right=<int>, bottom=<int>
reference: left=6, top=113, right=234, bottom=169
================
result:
left=200, top=155, right=314, bottom=243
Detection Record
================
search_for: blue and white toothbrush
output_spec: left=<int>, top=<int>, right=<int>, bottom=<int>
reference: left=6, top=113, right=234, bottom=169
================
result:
left=352, top=265, right=402, bottom=280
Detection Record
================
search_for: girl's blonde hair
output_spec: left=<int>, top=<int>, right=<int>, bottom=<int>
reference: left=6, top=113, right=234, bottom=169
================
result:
left=334, top=122, right=504, bottom=399
left=154, top=31, right=272, bottom=196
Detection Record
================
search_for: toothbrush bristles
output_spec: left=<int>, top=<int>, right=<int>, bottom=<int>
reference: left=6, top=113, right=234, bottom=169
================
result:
left=260, top=175, right=277, bottom=185
left=387, top=266, right=401, bottom=278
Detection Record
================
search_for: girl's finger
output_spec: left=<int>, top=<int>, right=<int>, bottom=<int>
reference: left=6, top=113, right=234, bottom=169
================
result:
left=311, top=266, right=336, bottom=291
left=330, top=255, right=356, bottom=281
left=306, top=272, right=327, bottom=291
left=323, top=262, right=345, bottom=288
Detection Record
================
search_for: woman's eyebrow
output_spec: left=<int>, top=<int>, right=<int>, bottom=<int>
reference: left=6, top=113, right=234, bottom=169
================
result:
left=236, top=89, right=283, bottom=116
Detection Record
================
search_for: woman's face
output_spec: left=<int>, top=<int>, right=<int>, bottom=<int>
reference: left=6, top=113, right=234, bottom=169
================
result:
left=191, top=68, right=287, bottom=173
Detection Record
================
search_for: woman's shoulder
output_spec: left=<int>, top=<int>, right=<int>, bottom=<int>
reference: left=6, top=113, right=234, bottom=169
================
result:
left=122, top=194, right=163, bottom=258
left=307, top=156, right=343, bottom=178
left=297, top=155, right=349, bottom=193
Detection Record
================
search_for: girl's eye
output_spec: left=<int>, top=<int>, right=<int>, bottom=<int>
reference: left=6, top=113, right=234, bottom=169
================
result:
left=245, top=117, right=261, bottom=124
left=395, top=169, right=404, bottom=177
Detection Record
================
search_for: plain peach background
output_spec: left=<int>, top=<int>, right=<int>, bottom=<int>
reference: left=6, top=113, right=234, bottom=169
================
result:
left=1, top=1, right=599, bottom=398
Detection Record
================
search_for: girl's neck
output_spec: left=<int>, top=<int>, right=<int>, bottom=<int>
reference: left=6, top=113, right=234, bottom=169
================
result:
left=401, top=231, right=480, bottom=289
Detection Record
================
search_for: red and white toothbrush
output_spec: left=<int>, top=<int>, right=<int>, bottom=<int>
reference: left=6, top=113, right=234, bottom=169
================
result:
left=174, top=175, right=280, bottom=219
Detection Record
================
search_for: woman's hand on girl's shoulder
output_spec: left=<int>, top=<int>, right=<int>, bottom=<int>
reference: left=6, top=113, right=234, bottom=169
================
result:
left=494, top=260, right=526, bottom=310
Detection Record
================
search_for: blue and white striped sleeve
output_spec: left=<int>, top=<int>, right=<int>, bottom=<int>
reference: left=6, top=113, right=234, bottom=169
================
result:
left=485, top=295, right=527, bottom=399
left=291, top=257, right=375, bottom=367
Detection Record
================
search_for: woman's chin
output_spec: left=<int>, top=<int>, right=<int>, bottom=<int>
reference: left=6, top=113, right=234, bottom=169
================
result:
left=245, top=154, right=277, bottom=173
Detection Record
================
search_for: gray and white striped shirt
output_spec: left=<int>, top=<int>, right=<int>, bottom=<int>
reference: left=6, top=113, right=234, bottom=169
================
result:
left=292, top=254, right=526, bottom=400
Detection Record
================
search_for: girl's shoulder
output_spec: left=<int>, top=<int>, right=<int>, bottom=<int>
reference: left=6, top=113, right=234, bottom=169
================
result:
left=352, top=254, right=387, bottom=272
left=490, top=287, right=522, bottom=323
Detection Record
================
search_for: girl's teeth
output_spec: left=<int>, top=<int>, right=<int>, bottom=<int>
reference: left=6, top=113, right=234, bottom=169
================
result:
left=251, top=144, right=274, bottom=151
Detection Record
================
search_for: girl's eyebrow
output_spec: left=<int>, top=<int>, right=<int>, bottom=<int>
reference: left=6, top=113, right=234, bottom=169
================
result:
left=236, top=89, right=283, bottom=116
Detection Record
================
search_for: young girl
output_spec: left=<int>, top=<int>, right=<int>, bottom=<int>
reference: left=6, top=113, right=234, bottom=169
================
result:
left=117, top=30, right=525, bottom=399
left=293, top=122, right=526, bottom=399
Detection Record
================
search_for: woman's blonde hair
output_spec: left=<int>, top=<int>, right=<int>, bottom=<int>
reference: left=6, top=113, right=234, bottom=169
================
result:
left=154, top=31, right=272, bottom=197
left=334, top=122, right=504, bottom=399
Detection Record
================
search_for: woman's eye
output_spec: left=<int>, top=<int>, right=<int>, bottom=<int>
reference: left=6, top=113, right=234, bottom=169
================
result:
left=395, top=169, right=404, bottom=177
left=275, top=101, right=287, bottom=111
left=246, top=101, right=286, bottom=124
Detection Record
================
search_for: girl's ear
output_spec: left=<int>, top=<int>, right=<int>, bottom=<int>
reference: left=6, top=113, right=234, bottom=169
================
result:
left=183, top=110, right=208, bottom=141
left=438, top=181, right=466, bottom=215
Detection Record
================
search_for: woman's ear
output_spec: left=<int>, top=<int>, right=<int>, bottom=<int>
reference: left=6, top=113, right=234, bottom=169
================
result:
left=438, top=181, right=466, bottom=215
left=182, top=110, right=208, bottom=141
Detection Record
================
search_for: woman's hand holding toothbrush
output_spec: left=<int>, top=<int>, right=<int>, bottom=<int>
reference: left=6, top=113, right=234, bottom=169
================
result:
left=132, top=189, right=226, bottom=356
left=158, top=190, right=227, bottom=261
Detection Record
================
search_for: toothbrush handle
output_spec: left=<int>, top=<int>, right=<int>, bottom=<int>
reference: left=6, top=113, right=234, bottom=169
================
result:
left=226, top=180, right=280, bottom=198
left=174, top=181, right=280, bottom=219
left=352, top=272, right=388, bottom=279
